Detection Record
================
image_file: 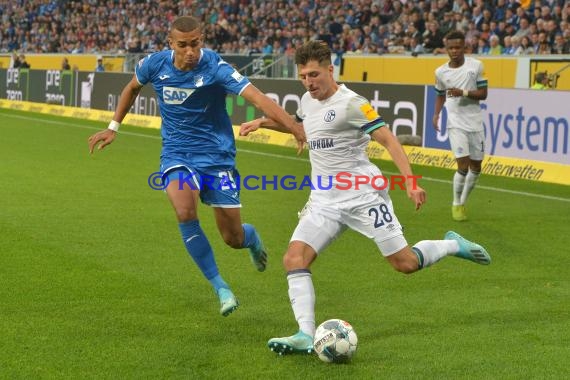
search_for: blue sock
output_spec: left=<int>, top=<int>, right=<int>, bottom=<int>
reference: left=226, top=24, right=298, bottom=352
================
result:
left=241, top=223, right=261, bottom=249
left=210, top=274, right=229, bottom=292
left=179, top=220, right=228, bottom=291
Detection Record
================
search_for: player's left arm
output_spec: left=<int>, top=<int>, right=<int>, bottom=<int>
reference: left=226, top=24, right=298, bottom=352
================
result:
left=240, top=115, right=300, bottom=135
left=370, top=127, right=426, bottom=210
left=461, top=61, right=488, bottom=100
left=463, top=86, right=487, bottom=100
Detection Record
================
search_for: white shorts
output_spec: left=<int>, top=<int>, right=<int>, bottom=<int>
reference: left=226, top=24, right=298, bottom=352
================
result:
left=448, top=128, right=485, bottom=160
left=290, top=192, right=408, bottom=257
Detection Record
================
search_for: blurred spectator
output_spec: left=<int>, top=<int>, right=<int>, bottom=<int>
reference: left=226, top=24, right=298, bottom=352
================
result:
left=515, top=36, right=535, bottom=55
left=552, top=33, right=570, bottom=54
left=410, top=37, right=426, bottom=56
left=494, top=0, right=508, bottom=22
left=19, top=54, right=30, bottom=68
left=95, top=56, right=104, bottom=72
left=61, top=57, right=71, bottom=70
left=530, top=33, right=540, bottom=53
left=537, top=40, right=552, bottom=54
left=423, top=21, right=445, bottom=53
left=475, top=37, right=490, bottom=54
left=10, top=53, right=21, bottom=68
left=439, top=12, right=456, bottom=36
left=502, top=36, right=514, bottom=54
left=514, top=17, right=532, bottom=39
left=488, top=35, right=503, bottom=55
left=509, top=36, right=522, bottom=54
left=531, top=71, right=549, bottom=89
left=480, top=22, right=491, bottom=42
left=465, top=21, right=480, bottom=45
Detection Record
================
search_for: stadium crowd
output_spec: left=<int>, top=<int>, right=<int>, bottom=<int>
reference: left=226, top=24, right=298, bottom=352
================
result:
left=1, top=0, right=569, bottom=56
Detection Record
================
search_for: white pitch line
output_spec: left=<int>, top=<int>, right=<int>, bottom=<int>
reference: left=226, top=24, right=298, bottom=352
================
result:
left=3, top=112, right=570, bottom=203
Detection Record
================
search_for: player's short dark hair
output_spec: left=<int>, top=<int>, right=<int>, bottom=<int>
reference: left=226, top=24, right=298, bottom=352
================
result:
left=445, top=30, right=465, bottom=42
left=295, top=40, right=331, bottom=66
left=171, top=16, right=200, bottom=33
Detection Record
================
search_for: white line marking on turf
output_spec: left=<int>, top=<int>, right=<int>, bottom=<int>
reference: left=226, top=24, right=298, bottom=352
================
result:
left=3, top=112, right=569, bottom=203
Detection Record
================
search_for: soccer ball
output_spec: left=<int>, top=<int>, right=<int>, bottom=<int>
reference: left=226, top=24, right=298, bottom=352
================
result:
left=313, top=319, right=358, bottom=363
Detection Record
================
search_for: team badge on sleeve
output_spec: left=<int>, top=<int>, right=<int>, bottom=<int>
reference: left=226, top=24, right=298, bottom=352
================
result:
left=360, top=103, right=379, bottom=121
left=231, top=70, right=244, bottom=83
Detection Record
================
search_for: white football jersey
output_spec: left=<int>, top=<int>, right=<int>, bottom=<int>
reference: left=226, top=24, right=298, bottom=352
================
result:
left=434, top=57, right=487, bottom=132
left=296, top=84, right=388, bottom=203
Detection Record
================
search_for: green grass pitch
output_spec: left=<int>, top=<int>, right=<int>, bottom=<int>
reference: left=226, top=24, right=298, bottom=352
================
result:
left=1, top=108, right=569, bottom=379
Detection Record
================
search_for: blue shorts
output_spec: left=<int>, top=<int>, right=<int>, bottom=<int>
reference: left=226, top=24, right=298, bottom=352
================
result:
left=160, top=155, right=241, bottom=208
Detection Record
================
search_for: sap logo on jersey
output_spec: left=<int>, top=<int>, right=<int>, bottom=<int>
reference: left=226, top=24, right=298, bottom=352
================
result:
left=163, top=87, right=195, bottom=104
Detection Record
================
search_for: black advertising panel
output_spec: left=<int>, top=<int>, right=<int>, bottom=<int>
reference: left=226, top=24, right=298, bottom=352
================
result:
left=27, top=70, right=75, bottom=106
left=225, top=78, right=305, bottom=125
left=89, top=72, right=159, bottom=116
left=0, top=69, right=425, bottom=140
left=344, top=82, right=425, bottom=139
left=227, top=79, right=426, bottom=138
left=4, top=68, right=29, bottom=101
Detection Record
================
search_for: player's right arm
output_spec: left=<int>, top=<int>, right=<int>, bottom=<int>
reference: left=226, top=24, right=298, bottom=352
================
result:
left=88, top=75, right=143, bottom=154
left=432, top=93, right=446, bottom=132
left=432, top=69, right=447, bottom=132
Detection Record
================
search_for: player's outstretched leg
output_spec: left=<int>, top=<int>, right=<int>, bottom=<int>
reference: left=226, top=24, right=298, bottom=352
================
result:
left=445, top=231, right=491, bottom=265
left=242, top=224, right=267, bottom=272
left=267, top=331, right=314, bottom=355
left=217, top=287, right=239, bottom=317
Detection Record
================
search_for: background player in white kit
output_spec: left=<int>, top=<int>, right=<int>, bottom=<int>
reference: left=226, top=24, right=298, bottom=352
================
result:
left=240, top=41, right=491, bottom=355
left=433, top=30, right=488, bottom=221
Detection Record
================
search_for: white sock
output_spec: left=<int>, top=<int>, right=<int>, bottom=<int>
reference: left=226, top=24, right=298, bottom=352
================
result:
left=412, top=240, right=460, bottom=268
left=460, top=170, right=480, bottom=205
left=453, top=170, right=467, bottom=205
left=287, top=270, right=315, bottom=337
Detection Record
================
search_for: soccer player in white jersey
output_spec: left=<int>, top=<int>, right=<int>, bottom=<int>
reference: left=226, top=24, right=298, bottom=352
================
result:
left=88, top=16, right=305, bottom=318
left=433, top=30, right=488, bottom=221
left=240, top=41, right=492, bottom=355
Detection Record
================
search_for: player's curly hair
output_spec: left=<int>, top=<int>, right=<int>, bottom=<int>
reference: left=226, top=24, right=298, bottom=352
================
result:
left=295, top=40, right=331, bottom=66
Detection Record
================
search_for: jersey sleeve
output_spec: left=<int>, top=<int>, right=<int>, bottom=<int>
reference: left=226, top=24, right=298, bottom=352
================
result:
left=135, top=54, right=153, bottom=86
left=296, top=93, right=308, bottom=122
left=434, top=68, right=446, bottom=96
left=348, top=95, right=386, bottom=134
left=476, top=61, right=488, bottom=89
left=214, top=58, right=251, bottom=95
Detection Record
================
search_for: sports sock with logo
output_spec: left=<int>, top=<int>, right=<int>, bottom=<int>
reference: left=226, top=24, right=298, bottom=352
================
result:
left=241, top=223, right=261, bottom=249
left=179, top=220, right=226, bottom=291
left=460, top=170, right=480, bottom=205
left=287, top=269, right=316, bottom=337
left=453, top=169, right=467, bottom=205
left=412, top=240, right=460, bottom=268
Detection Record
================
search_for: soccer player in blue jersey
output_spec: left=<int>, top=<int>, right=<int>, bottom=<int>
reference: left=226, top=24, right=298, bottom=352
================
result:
left=88, top=16, right=305, bottom=317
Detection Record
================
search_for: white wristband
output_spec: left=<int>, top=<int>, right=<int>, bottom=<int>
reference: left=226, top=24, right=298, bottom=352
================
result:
left=463, top=89, right=469, bottom=97
left=108, top=120, right=120, bottom=132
